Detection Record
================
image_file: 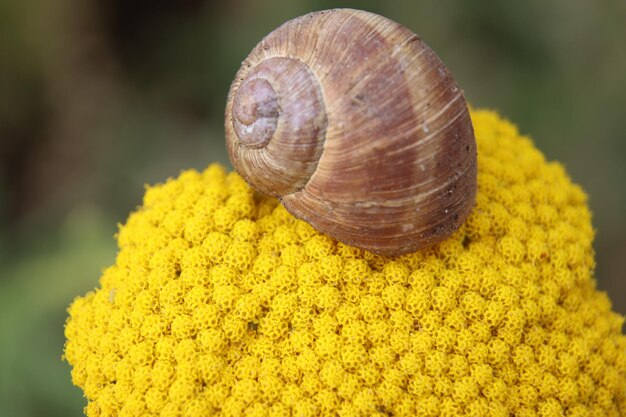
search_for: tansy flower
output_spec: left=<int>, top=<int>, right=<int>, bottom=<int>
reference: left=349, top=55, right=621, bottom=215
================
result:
left=64, top=110, right=626, bottom=417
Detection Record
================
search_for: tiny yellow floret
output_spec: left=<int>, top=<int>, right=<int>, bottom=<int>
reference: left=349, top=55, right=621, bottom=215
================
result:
left=65, top=110, right=626, bottom=416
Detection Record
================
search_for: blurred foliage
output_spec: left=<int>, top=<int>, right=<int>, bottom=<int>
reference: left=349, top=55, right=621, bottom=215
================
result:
left=0, top=0, right=625, bottom=416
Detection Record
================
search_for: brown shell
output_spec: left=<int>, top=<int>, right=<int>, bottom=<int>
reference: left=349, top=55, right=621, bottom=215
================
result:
left=225, top=8, right=477, bottom=256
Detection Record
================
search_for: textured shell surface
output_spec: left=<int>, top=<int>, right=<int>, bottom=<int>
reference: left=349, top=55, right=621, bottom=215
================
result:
left=225, top=8, right=477, bottom=256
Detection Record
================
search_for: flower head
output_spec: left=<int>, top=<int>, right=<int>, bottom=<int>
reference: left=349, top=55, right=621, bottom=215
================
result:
left=65, top=110, right=626, bottom=416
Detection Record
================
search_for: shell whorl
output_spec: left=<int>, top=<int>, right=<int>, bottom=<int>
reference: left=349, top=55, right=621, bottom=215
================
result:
left=226, top=57, right=327, bottom=197
left=225, top=9, right=477, bottom=256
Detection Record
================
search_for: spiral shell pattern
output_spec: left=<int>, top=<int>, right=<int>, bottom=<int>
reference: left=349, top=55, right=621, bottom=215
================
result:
left=225, top=9, right=476, bottom=256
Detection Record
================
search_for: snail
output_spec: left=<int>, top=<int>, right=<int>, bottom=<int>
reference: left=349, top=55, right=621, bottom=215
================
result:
left=225, top=8, right=477, bottom=256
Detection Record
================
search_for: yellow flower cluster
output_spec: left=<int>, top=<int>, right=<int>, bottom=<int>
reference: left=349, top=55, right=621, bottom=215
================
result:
left=64, top=110, right=626, bottom=417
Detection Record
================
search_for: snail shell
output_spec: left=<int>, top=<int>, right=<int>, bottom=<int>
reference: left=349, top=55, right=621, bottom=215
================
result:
left=225, top=8, right=477, bottom=256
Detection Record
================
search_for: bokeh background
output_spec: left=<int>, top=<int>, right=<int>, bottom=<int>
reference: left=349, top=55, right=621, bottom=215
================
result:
left=1, top=0, right=625, bottom=415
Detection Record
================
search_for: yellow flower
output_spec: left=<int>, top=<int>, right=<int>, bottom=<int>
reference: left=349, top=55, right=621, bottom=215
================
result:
left=64, top=110, right=626, bottom=416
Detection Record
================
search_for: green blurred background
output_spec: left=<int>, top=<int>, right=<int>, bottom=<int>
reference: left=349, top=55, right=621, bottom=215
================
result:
left=1, top=0, right=625, bottom=415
